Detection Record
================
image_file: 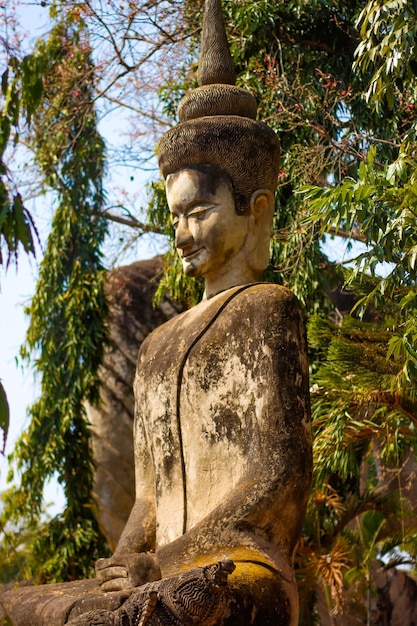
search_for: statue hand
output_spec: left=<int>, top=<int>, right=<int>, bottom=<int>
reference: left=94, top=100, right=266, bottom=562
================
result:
left=95, top=551, right=161, bottom=592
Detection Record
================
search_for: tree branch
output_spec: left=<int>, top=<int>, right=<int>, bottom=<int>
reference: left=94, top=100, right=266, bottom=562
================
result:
left=104, top=207, right=166, bottom=235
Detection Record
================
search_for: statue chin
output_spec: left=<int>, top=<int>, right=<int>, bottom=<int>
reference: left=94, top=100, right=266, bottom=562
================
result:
left=182, top=259, right=201, bottom=277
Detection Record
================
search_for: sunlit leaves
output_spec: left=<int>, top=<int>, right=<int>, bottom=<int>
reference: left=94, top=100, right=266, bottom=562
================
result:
left=354, top=0, right=417, bottom=113
left=0, top=52, right=45, bottom=269
left=0, top=191, right=38, bottom=267
left=300, top=138, right=417, bottom=402
left=300, top=147, right=417, bottom=290
left=310, top=312, right=417, bottom=478
left=387, top=290, right=417, bottom=387
left=303, top=306, right=417, bottom=618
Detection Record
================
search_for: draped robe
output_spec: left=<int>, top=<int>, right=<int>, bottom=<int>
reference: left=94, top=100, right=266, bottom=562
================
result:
left=128, top=282, right=312, bottom=624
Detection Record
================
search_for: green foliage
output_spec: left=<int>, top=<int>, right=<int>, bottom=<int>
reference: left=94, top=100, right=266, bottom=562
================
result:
left=301, top=149, right=417, bottom=398
left=310, top=312, right=417, bottom=485
left=291, top=4, right=417, bottom=604
left=0, top=518, right=35, bottom=583
left=354, top=0, right=417, bottom=112
left=0, top=381, right=9, bottom=454
left=2, top=12, right=110, bottom=581
left=298, top=306, right=417, bottom=619
left=300, top=147, right=417, bottom=287
left=296, top=11, right=417, bottom=615
left=0, top=52, right=45, bottom=268
left=0, top=43, right=48, bottom=459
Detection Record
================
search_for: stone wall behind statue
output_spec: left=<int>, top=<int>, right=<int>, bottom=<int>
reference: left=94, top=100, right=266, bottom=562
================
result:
left=87, top=256, right=183, bottom=551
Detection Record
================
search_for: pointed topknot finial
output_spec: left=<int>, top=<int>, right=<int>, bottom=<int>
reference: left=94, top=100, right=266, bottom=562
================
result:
left=157, top=0, right=280, bottom=206
left=198, top=0, right=236, bottom=86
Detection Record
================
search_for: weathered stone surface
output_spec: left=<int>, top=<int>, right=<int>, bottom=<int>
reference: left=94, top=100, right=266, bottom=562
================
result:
left=0, top=561, right=237, bottom=626
left=0, top=579, right=105, bottom=626
left=88, top=256, right=183, bottom=549
left=135, top=283, right=311, bottom=553
left=67, top=559, right=235, bottom=626
left=96, top=282, right=312, bottom=625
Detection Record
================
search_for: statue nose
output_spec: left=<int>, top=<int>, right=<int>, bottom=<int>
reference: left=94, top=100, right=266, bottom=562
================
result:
left=175, top=217, right=194, bottom=249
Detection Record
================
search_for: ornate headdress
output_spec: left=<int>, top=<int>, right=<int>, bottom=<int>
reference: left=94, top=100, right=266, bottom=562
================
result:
left=157, top=0, right=280, bottom=213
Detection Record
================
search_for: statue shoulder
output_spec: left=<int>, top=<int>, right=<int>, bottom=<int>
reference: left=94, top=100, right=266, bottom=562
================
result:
left=242, top=282, right=299, bottom=303
left=231, top=283, right=304, bottom=318
left=138, top=283, right=303, bottom=360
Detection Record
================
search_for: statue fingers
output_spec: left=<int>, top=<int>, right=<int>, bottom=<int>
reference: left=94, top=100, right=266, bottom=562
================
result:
left=99, top=565, right=128, bottom=581
left=100, top=576, right=132, bottom=593
left=96, top=552, right=161, bottom=590
left=95, top=557, right=113, bottom=572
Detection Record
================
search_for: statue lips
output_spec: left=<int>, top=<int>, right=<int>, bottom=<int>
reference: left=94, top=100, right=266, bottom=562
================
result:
left=182, top=247, right=204, bottom=261
left=179, top=246, right=207, bottom=274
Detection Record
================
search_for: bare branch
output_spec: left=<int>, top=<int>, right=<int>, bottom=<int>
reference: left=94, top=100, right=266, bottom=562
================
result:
left=104, top=207, right=166, bottom=235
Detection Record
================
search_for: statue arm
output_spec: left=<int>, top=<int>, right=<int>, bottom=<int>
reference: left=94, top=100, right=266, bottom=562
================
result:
left=96, top=409, right=160, bottom=591
left=115, top=405, right=157, bottom=554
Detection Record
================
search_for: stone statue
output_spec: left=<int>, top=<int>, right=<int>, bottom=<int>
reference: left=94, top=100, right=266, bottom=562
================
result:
left=67, top=559, right=236, bottom=626
left=94, top=0, right=312, bottom=621
left=0, top=0, right=311, bottom=624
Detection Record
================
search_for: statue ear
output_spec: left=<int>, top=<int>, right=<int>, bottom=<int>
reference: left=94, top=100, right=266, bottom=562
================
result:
left=250, top=189, right=274, bottom=222
left=245, top=189, right=275, bottom=274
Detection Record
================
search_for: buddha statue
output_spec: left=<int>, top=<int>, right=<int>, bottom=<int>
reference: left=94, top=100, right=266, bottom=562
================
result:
left=0, top=0, right=312, bottom=624
left=95, top=0, right=312, bottom=622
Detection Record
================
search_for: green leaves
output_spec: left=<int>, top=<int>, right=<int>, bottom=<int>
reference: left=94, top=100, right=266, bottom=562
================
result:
left=354, top=0, right=417, bottom=112
left=19, top=54, right=45, bottom=123
left=386, top=290, right=417, bottom=386
left=300, top=147, right=417, bottom=297
left=0, top=49, right=46, bottom=268
left=0, top=192, right=38, bottom=267
left=0, top=381, right=9, bottom=454
left=3, top=15, right=110, bottom=582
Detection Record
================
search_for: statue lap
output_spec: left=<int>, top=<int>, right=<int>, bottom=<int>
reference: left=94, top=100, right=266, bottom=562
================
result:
left=0, top=564, right=291, bottom=625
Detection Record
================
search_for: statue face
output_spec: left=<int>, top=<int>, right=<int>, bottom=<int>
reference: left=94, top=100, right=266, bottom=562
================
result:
left=166, top=168, right=251, bottom=287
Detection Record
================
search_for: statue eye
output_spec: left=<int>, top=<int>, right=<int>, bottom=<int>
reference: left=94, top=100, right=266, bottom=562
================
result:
left=187, top=204, right=216, bottom=220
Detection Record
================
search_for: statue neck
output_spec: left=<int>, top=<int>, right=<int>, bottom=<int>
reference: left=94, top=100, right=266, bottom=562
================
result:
left=203, top=265, right=262, bottom=299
